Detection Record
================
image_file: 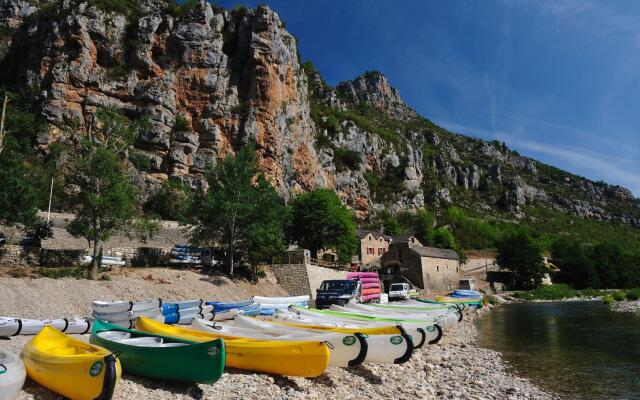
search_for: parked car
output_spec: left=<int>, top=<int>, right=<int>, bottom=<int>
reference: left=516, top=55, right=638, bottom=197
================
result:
left=315, top=280, right=361, bottom=309
left=388, top=282, right=411, bottom=301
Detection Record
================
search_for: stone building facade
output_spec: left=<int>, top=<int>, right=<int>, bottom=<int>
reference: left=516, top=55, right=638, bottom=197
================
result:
left=381, top=241, right=461, bottom=294
left=356, top=230, right=390, bottom=266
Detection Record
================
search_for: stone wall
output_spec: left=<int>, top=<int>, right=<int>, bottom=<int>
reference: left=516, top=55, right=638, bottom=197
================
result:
left=421, top=258, right=461, bottom=294
left=306, top=265, right=347, bottom=299
left=270, top=264, right=312, bottom=297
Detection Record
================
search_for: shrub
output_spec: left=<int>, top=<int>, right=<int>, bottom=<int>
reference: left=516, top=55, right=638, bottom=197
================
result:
left=173, top=114, right=191, bottom=132
left=624, top=288, right=640, bottom=301
left=333, top=148, right=362, bottom=172
left=613, top=291, right=626, bottom=301
left=36, top=267, right=87, bottom=279
left=129, top=152, right=152, bottom=172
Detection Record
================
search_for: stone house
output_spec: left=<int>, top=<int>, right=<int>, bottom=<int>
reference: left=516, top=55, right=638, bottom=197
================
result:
left=381, top=239, right=461, bottom=293
left=355, top=229, right=390, bottom=267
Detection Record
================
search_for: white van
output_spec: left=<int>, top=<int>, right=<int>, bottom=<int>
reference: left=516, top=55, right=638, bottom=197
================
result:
left=388, top=282, right=411, bottom=301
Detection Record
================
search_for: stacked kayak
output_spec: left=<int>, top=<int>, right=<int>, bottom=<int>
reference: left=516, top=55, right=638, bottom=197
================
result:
left=190, top=318, right=367, bottom=368
left=20, top=326, right=121, bottom=400
left=339, top=302, right=461, bottom=327
left=92, top=299, right=164, bottom=328
left=0, top=350, right=25, bottom=399
left=161, top=300, right=214, bottom=324
left=252, top=295, right=310, bottom=315
left=206, top=300, right=260, bottom=320
left=347, top=272, right=382, bottom=302
left=0, top=317, right=91, bottom=337
left=90, top=320, right=225, bottom=383
left=135, top=317, right=330, bottom=377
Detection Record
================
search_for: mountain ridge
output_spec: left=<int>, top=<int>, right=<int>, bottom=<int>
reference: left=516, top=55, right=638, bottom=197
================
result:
left=0, top=0, right=638, bottom=236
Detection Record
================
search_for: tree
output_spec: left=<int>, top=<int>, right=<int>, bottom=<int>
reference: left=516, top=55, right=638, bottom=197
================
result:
left=189, top=146, right=286, bottom=278
left=496, top=228, right=545, bottom=290
left=287, top=189, right=357, bottom=263
left=432, top=227, right=456, bottom=249
left=552, top=238, right=600, bottom=289
left=377, top=209, right=400, bottom=235
left=397, top=209, right=435, bottom=245
left=67, top=107, right=150, bottom=280
left=145, top=179, right=193, bottom=221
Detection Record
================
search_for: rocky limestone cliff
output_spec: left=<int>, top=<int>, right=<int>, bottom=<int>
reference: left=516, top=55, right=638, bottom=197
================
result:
left=1, top=0, right=639, bottom=228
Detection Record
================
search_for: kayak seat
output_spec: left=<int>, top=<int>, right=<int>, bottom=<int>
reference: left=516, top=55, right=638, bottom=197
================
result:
left=97, top=331, right=131, bottom=341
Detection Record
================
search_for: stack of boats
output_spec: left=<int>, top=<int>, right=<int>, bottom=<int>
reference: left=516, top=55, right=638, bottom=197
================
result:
left=347, top=271, right=383, bottom=302
left=0, top=295, right=478, bottom=400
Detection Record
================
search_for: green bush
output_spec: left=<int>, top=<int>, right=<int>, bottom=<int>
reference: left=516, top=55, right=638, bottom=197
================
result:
left=624, top=288, right=640, bottom=301
left=173, top=114, right=191, bottom=131
left=613, top=291, right=626, bottom=301
left=36, top=267, right=87, bottom=279
left=333, top=148, right=362, bottom=172
left=129, top=152, right=152, bottom=172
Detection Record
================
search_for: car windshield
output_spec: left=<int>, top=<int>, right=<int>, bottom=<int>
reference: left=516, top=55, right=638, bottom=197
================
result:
left=320, top=281, right=355, bottom=291
left=390, top=284, right=406, bottom=291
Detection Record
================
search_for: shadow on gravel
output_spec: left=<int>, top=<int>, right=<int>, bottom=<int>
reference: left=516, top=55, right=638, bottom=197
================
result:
left=196, top=268, right=230, bottom=286
left=309, top=373, right=335, bottom=387
left=21, top=377, right=58, bottom=399
left=125, top=374, right=204, bottom=399
left=348, top=365, right=383, bottom=384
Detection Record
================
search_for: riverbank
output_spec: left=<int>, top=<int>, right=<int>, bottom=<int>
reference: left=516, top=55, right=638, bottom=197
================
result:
left=0, top=269, right=556, bottom=399
left=611, top=300, right=640, bottom=315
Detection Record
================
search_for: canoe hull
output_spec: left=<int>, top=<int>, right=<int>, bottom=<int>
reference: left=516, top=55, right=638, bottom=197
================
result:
left=135, top=317, right=329, bottom=377
left=90, top=320, right=225, bottom=384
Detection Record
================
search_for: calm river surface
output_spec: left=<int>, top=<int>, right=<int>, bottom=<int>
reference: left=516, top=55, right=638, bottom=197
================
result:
left=476, top=301, right=640, bottom=399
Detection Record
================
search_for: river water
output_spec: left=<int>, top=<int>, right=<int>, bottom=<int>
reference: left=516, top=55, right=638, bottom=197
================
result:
left=476, top=301, right=640, bottom=399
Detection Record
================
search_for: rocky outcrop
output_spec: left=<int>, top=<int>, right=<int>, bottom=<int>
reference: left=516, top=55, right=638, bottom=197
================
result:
left=337, top=71, right=417, bottom=121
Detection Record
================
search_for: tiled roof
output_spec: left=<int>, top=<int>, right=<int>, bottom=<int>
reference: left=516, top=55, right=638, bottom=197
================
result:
left=411, top=246, right=460, bottom=260
left=356, top=229, right=384, bottom=239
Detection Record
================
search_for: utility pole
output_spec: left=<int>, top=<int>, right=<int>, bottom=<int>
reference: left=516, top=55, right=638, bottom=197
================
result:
left=0, top=93, right=8, bottom=155
left=47, top=177, right=54, bottom=223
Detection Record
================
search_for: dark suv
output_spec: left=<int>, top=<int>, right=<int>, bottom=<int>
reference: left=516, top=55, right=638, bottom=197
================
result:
left=315, top=280, right=360, bottom=309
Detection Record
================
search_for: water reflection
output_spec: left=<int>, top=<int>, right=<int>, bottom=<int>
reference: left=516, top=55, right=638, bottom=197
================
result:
left=476, top=301, right=640, bottom=399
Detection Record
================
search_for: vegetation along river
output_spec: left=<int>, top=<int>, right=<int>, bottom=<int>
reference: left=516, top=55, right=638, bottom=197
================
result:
left=476, top=301, right=640, bottom=399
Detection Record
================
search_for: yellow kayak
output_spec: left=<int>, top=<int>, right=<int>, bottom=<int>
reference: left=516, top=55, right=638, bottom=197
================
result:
left=135, top=318, right=329, bottom=377
left=20, top=326, right=121, bottom=400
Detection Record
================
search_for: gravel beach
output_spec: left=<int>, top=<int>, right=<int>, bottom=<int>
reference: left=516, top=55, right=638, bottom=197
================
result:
left=0, top=268, right=557, bottom=399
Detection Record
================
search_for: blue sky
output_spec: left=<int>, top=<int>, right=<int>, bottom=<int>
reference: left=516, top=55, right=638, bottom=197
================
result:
left=219, top=0, right=640, bottom=195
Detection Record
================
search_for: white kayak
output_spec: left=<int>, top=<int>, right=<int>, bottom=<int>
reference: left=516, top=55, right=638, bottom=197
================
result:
left=165, top=299, right=205, bottom=310
left=92, top=299, right=162, bottom=314
left=343, top=302, right=460, bottom=327
left=82, top=255, right=126, bottom=266
left=232, top=316, right=413, bottom=365
left=0, top=350, right=26, bottom=399
left=191, top=318, right=367, bottom=368
left=252, top=295, right=310, bottom=305
left=0, top=318, right=91, bottom=337
left=332, top=304, right=457, bottom=329
left=272, top=309, right=442, bottom=347
left=92, top=308, right=163, bottom=322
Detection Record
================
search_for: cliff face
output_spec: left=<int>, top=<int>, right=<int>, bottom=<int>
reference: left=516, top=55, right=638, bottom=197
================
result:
left=0, top=0, right=327, bottom=199
left=1, top=0, right=639, bottom=227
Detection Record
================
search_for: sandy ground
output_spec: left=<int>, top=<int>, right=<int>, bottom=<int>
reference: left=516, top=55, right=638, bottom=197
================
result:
left=0, top=268, right=557, bottom=400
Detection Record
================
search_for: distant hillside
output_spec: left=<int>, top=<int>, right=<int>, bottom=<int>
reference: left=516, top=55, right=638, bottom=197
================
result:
left=1, top=0, right=639, bottom=248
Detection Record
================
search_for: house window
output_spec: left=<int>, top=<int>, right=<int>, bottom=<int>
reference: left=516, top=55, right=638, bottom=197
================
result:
left=378, top=248, right=384, bottom=256
left=456, top=267, right=459, bottom=273
left=436, top=265, right=440, bottom=272
left=367, top=247, right=375, bottom=255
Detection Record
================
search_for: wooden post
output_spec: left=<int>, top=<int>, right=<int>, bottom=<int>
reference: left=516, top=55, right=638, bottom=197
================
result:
left=0, top=93, right=9, bottom=155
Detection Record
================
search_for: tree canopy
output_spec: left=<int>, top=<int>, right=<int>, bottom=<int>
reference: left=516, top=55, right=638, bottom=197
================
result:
left=67, top=107, right=151, bottom=279
left=189, top=146, right=287, bottom=278
left=287, top=189, right=357, bottom=262
left=496, top=228, right=545, bottom=290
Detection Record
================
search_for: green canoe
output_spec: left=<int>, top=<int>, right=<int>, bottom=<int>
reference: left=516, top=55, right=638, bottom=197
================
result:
left=90, top=319, right=225, bottom=384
